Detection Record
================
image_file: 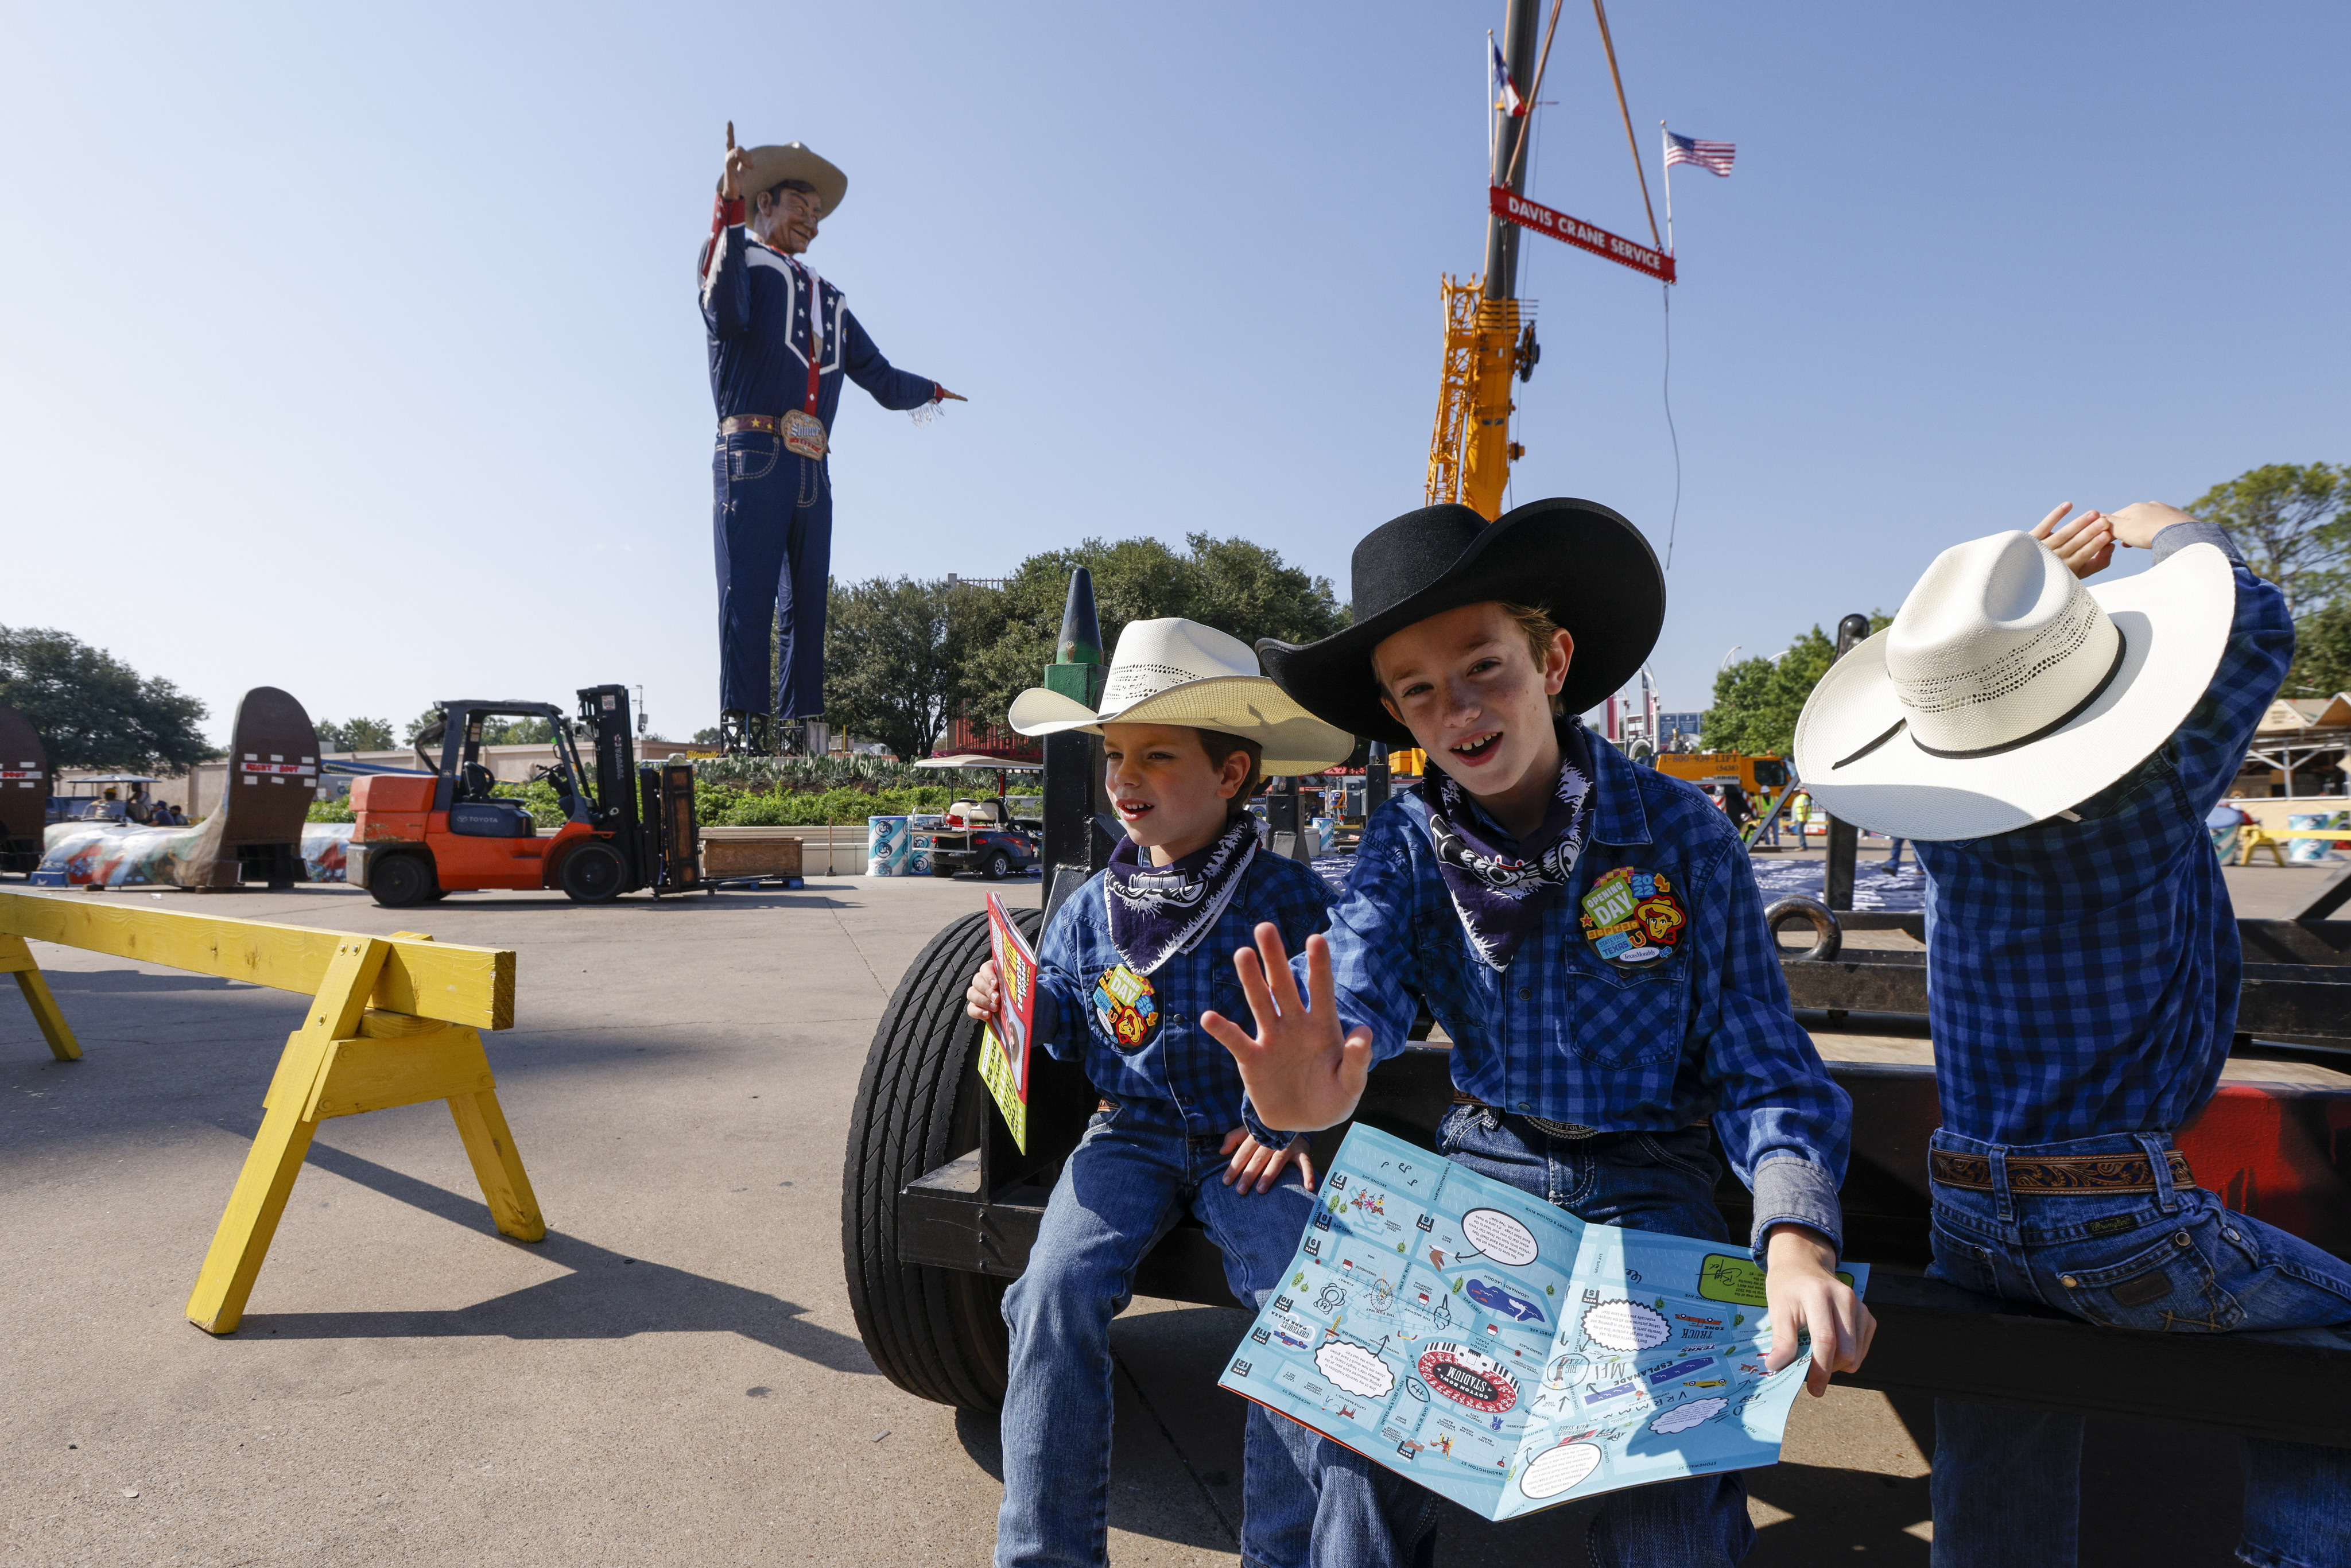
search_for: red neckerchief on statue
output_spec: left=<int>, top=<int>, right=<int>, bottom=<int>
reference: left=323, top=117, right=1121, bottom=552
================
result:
left=1421, top=717, right=1598, bottom=971
left=1103, top=814, right=1259, bottom=976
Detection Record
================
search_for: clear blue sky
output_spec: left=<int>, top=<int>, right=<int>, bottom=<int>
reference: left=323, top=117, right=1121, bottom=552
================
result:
left=4, top=2, right=2345, bottom=748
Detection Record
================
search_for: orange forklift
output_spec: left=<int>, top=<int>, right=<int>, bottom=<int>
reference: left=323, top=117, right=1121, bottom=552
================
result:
left=347, top=685, right=698, bottom=908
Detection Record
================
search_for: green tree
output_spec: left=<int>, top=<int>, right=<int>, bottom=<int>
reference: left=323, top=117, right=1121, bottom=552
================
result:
left=821, top=576, right=986, bottom=764
left=1701, top=617, right=1889, bottom=756
left=0, top=626, right=214, bottom=773
left=955, top=534, right=1348, bottom=727
left=2288, top=599, right=2351, bottom=698
left=316, top=716, right=394, bottom=752
left=2191, top=463, right=2348, bottom=616
left=403, top=706, right=444, bottom=744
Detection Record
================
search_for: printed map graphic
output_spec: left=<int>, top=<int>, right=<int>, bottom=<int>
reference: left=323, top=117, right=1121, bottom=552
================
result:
left=1219, top=1124, right=1868, bottom=1519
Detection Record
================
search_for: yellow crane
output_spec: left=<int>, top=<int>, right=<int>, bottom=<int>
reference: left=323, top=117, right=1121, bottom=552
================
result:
left=1427, top=0, right=1666, bottom=521
left=1426, top=0, right=1546, bottom=522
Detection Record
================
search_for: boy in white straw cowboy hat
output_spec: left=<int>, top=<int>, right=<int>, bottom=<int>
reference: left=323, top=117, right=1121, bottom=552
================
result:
left=700, top=125, right=964, bottom=756
left=962, top=618, right=1355, bottom=1568
left=1793, top=502, right=2349, bottom=1567
left=1208, top=498, right=1873, bottom=1567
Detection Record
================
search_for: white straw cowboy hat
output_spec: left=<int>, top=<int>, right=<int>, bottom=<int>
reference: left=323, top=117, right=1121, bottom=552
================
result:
left=1009, top=618, right=1356, bottom=777
left=722, top=142, right=848, bottom=219
left=1792, top=531, right=2235, bottom=841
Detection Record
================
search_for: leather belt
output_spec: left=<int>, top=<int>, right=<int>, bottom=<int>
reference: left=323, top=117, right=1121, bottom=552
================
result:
left=1930, top=1147, right=2196, bottom=1195
left=720, top=414, right=785, bottom=437
left=1452, top=1091, right=1600, bottom=1140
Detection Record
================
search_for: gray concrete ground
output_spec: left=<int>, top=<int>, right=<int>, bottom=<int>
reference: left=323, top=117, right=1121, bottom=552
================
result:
left=3, top=862, right=2341, bottom=1565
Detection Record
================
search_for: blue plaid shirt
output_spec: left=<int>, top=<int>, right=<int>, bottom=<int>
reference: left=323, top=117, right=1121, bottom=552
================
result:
left=1310, top=737, right=1852, bottom=1257
left=1033, top=845, right=1335, bottom=1139
left=1917, top=522, right=2291, bottom=1146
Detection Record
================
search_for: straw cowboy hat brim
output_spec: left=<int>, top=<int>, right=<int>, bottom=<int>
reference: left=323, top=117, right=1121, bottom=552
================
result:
left=1010, top=675, right=1356, bottom=777
left=723, top=142, right=848, bottom=219
left=1791, top=541, right=2235, bottom=841
left=1256, top=498, right=1665, bottom=748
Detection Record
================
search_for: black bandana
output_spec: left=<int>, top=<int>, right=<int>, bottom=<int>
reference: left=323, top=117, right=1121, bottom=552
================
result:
left=1421, top=719, right=1599, bottom=971
left=1104, top=814, right=1260, bottom=976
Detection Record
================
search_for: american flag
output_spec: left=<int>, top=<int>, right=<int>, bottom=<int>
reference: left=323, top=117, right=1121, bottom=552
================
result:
left=1491, top=38, right=1527, bottom=117
left=1665, top=131, right=1735, bottom=177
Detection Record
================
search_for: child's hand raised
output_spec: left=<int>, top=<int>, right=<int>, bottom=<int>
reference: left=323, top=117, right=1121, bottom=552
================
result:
left=2032, top=502, right=2115, bottom=580
left=1220, top=1128, right=1318, bottom=1194
left=1200, top=923, right=1374, bottom=1132
left=964, top=959, right=1000, bottom=1024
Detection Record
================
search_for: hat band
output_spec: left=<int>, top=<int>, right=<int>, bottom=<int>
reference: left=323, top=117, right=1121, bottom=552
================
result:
left=1828, top=627, right=2129, bottom=771
left=1909, top=628, right=2128, bottom=761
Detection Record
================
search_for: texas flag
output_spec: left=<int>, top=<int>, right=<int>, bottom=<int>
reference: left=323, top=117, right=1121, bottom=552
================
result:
left=1491, top=38, right=1526, bottom=117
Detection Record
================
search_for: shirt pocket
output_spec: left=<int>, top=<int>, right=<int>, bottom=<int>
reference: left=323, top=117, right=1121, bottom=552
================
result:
left=1558, top=950, right=1689, bottom=1070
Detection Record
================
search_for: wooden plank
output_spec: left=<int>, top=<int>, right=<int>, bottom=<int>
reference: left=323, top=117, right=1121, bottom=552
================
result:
left=2, top=933, right=80, bottom=1061
left=304, top=1027, right=496, bottom=1120
left=0, top=891, right=513, bottom=1030
left=448, top=1083, right=546, bottom=1241
left=187, top=938, right=392, bottom=1334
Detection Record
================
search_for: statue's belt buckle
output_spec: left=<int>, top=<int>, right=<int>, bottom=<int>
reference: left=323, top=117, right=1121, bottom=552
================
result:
left=782, top=409, right=828, bottom=459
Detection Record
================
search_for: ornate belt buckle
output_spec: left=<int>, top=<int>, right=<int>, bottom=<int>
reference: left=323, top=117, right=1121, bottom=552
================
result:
left=782, top=409, right=828, bottom=459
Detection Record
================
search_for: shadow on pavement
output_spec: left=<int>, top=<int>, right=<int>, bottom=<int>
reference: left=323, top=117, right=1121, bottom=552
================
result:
left=233, top=1136, right=878, bottom=1374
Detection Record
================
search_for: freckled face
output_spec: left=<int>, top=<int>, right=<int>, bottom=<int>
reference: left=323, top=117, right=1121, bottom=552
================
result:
left=1374, top=602, right=1572, bottom=802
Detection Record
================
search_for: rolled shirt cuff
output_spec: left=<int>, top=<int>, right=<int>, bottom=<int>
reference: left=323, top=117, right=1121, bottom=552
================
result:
left=1748, top=1156, right=1845, bottom=1264
left=2152, top=517, right=2241, bottom=566
left=1240, top=1103, right=1286, bottom=1150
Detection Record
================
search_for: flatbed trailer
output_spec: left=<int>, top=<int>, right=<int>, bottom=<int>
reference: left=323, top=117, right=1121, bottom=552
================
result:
left=839, top=571, right=2351, bottom=1448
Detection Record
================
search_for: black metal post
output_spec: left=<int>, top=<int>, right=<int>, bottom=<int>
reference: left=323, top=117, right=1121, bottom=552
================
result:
left=1365, top=742, right=1390, bottom=816
left=1821, top=614, right=1872, bottom=911
left=1482, top=0, right=1541, bottom=302
left=1041, top=569, right=1111, bottom=920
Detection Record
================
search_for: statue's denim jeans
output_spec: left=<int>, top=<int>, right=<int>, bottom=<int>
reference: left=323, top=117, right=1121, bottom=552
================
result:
left=995, top=1102, right=1320, bottom=1568
left=1300, top=1107, right=1758, bottom=1568
left=1926, top=1128, right=2351, bottom=1568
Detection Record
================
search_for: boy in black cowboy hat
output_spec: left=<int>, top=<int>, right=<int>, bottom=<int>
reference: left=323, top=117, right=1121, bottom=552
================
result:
left=1203, top=498, right=1874, bottom=1566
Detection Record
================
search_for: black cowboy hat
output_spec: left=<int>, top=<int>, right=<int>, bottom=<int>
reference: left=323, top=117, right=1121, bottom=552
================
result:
left=1256, top=497, right=1664, bottom=748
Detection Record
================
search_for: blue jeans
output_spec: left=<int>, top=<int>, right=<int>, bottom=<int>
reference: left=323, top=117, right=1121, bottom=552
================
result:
left=1927, top=1128, right=2351, bottom=1568
left=1303, top=1109, right=1757, bottom=1568
left=712, top=432, right=831, bottom=719
left=996, top=1101, right=1321, bottom=1568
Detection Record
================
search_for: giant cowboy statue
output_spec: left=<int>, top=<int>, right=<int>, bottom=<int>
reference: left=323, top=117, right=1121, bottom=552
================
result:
left=700, top=126, right=963, bottom=756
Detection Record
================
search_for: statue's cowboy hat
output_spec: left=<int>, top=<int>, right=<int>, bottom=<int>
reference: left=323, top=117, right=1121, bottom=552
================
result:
left=1792, top=530, right=2234, bottom=841
left=1254, top=498, right=1665, bottom=749
left=1007, top=618, right=1355, bottom=776
left=723, top=141, right=848, bottom=219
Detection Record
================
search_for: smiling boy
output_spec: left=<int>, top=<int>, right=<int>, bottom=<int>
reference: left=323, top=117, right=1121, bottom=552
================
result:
left=1208, top=499, right=1873, bottom=1567
left=969, top=618, right=1355, bottom=1568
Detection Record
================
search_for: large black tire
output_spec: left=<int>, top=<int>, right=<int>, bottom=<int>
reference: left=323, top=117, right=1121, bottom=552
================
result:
left=841, top=906, right=1041, bottom=1410
left=557, top=840, right=628, bottom=903
left=369, top=852, right=437, bottom=909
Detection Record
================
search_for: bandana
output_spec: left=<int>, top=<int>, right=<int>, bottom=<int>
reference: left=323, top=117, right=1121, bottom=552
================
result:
left=1103, top=814, right=1260, bottom=975
left=1421, top=719, right=1599, bottom=971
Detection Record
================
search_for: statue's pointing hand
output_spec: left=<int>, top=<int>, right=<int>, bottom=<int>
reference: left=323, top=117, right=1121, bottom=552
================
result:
left=720, top=121, right=754, bottom=200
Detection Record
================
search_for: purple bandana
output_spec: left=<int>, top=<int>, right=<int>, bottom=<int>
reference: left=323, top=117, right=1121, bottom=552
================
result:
left=1421, top=719, right=1599, bottom=971
left=1104, top=814, right=1260, bottom=976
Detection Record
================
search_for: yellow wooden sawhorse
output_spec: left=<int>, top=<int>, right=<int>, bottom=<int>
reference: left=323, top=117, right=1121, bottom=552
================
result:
left=2237, top=826, right=2351, bottom=868
left=0, top=890, right=541, bottom=1334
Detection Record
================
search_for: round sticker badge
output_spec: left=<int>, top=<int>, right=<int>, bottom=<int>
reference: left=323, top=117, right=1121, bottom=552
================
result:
left=1578, top=866, right=1686, bottom=970
left=1417, top=1341, right=1519, bottom=1415
left=1091, top=965, right=1162, bottom=1051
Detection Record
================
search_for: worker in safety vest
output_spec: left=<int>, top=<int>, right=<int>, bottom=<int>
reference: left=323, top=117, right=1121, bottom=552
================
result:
left=700, top=127, right=963, bottom=755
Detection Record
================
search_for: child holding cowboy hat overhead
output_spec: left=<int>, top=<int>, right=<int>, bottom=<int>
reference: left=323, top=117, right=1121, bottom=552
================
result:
left=963, top=618, right=1355, bottom=1568
left=1207, top=498, right=1873, bottom=1567
left=1793, top=502, right=2348, bottom=1568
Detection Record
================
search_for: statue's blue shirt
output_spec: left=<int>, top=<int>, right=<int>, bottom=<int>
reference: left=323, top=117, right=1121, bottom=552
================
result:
left=699, top=222, right=938, bottom=436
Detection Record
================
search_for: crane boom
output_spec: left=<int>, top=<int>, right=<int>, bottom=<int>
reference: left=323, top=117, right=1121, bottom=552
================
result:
left=1427, top=0, right=1542, bottom=521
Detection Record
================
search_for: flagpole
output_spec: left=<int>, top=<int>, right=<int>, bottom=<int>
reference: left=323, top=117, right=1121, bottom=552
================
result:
left=1661, top=120, right=1675, bottom=256
left=1486, top=31, right=1497, bottom=176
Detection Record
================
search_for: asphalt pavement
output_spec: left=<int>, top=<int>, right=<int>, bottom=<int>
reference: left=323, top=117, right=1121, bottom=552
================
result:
left=5, top=861, right=2336, bottom=1565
